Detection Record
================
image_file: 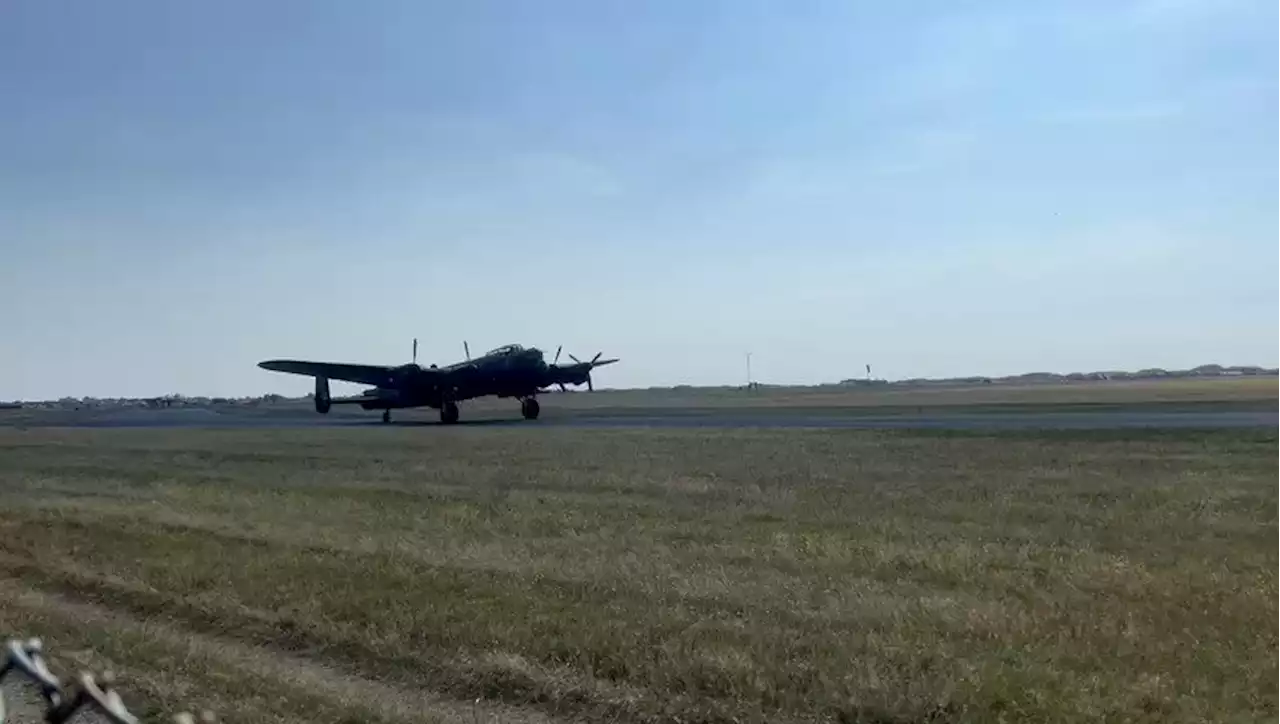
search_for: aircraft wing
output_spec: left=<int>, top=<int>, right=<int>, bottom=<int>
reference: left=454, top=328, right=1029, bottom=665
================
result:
left=258, top=360, right=402, bottom=387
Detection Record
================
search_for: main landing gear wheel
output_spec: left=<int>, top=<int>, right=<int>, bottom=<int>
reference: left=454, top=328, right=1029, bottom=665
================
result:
left=520, top=397, right=540, bottom=420
left=381, top=410, right=391, bottom=424
left=440, top=401, right=460, bottom=425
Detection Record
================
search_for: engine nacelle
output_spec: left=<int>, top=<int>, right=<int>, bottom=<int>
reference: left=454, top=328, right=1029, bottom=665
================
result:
left=314, top=375, right=331, bottom=414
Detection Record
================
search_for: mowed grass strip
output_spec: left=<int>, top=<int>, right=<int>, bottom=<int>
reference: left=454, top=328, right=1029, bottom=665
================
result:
left=0, top=427, right=1275, bottom=723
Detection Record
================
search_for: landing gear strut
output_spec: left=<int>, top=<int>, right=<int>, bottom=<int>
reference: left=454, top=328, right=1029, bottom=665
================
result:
left=520, top=397, right=540, bottom=420
left=440, top=401, right=460, bottom=425
left=381, top=410, right=391, bottom=424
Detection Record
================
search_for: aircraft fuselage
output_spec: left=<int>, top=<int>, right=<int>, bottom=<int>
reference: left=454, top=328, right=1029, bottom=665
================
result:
left=355, top=346, right=549, bottom=410
left=260, top=342, right=615, bottom=423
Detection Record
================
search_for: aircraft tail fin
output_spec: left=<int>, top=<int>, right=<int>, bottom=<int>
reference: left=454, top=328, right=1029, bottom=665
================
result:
left=314, top=376, right=331, bottom=414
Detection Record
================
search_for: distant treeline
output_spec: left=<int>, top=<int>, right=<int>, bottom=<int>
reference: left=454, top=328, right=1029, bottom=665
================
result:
left=843, top=364, right=1279, bottom=388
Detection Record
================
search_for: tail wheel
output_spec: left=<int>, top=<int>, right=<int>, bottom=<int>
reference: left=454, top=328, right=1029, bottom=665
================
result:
left=440, top=401, right=460, bottom=424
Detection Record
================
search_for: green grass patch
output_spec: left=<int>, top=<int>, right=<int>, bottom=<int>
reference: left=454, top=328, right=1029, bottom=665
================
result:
left=0, top=427, right=1274, bottom=723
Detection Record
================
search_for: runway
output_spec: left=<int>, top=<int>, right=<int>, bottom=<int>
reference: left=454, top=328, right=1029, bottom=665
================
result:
left=3, top=403, right=1275, bottom=430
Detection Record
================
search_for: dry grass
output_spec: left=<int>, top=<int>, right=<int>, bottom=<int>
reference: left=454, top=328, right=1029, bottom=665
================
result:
left=0, top=426, right=1275, bottom=723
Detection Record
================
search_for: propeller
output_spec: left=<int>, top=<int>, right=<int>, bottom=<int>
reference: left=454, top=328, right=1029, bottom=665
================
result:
left=412, top=338, right=418, bottom=365
left=552, top=350, right=618, bottom=392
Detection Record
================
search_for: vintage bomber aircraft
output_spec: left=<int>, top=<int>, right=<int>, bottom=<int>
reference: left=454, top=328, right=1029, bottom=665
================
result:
left=257, top=341, right=617, bottom=424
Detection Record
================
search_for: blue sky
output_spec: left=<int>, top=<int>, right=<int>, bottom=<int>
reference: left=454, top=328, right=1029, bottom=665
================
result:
left=2, top=0, right=1276, bottom=399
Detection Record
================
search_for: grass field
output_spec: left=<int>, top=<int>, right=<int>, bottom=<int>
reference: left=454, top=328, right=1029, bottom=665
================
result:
left=0, top=426, right=1275, bottom=723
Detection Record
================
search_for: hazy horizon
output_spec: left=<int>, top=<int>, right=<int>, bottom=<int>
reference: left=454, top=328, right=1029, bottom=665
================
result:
left=3, top=0, right=1277, bottom=400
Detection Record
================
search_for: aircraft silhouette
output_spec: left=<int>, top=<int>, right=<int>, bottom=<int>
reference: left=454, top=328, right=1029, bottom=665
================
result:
left=257, top=341, right=618, bottom=424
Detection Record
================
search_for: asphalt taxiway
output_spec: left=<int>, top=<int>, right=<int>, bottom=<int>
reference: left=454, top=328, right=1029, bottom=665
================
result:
left=2, top=404, right=1275, bottom=430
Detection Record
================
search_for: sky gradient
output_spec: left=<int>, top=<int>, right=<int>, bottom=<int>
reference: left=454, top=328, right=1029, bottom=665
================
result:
left=2, top=0, right=1277, bottom=399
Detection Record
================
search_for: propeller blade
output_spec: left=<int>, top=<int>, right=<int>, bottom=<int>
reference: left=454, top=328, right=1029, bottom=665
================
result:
left=558, top=382, right=566, bottom=392
left=569, top=354, right=581, bottom=364
left=464, top=341, right=470, bottom=361
left=412, top=338, right=418, bottom=365
left=591, top=352, right=602, bottom=364
left=587, top=373, right=593, bottom=392
left=554, top=345, right=562, bottom=365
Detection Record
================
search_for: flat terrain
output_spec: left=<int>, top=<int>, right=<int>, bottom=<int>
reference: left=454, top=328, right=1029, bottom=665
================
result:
left=541, top=376, right=1279, bottom=409
left=3, top=377, right=1276, bottom=430
left=0, top=425, right=1275, bottom=723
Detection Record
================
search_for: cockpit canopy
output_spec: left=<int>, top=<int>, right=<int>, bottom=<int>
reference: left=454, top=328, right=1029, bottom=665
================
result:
left=485, top=344, right=525, bottom=356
